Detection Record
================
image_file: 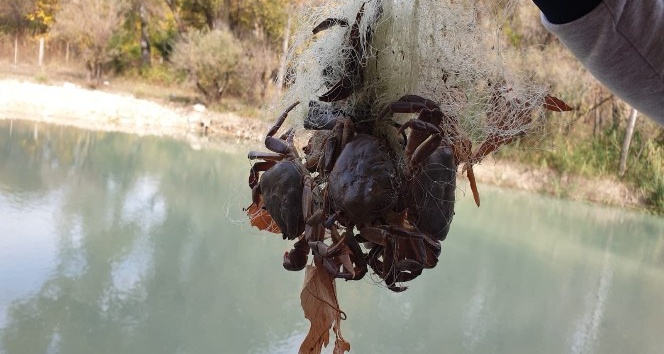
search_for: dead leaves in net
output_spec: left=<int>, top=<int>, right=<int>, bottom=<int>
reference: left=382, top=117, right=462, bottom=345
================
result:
left=299, top=265, right=350, bottom=354
left=245, top=199, right=281, bottom=234
left=544, top=94, right=574, bottom=112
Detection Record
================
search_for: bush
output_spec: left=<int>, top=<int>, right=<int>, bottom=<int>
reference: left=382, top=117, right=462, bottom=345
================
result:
left=170, top=28, right=241, bottom=103
left=227, top=38, right=279, bottom=104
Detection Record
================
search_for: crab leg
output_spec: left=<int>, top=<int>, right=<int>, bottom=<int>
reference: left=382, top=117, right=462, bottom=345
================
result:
left=318, top=4, right=366, bottom=102
left=267, top=101, right=300, bottom=137
left=312, top=18, right=349, bottom=34
left=377, top=102, right=431, bottom=121
left=309, top=227, right=355, bottom=278
left=396, top=94, right=441, bottom=109
left=302, top=175, right=325, bottom=242
left=322, top=117, right=354, bottom=173
left=378, top=96, right=447, bottom=168
left=396, top=119, right=443, bottom=166
left=263, top=102, right=300, bottom=154
left=319, top=77, right=354, bottom=103
left=247, top=151, right=283, bottom=161
left=248, top=161, right=276, bottom=188
left=341, top=228, right=368, bottom=280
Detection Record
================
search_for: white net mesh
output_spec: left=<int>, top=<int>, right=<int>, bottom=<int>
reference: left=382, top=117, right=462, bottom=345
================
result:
left=273, top=0, right=552, bottom=161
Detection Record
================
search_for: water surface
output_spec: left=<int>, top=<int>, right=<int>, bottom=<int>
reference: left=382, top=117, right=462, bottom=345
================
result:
left=1, top=120, right=663, bottom=354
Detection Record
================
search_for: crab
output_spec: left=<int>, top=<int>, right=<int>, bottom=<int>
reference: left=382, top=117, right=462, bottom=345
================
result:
left=388, top=95, right=458, bottom=240
left=247, top=101, right=311, bottom=271
left=362, top=223, right=441, bottom=292
left=313, top=2, right=373, bottom=102
left=301, top=95, right=453, bottom=291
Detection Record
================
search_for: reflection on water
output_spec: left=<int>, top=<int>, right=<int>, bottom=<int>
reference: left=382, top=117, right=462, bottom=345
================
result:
left=1, top=120, right=664, bottom=354
left=570, top=244, right=612, bottom=354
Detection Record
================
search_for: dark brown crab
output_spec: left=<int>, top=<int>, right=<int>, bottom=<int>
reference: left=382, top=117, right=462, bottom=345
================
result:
left=247, top=102, right=311, bottom=271
left=313, top=3, right=372, bottom=102
left=389, top=95, right=458, bottom=241
left=302, top=95, right=452, bottom=291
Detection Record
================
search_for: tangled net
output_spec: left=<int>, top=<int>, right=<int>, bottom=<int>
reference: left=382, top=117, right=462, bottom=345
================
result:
left=279, top=0, right=568, bottom=146
left=246, top=0, right=571, bottom=352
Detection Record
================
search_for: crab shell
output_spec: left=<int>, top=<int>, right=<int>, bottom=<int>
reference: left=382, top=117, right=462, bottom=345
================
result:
left=259, top=162, right=306, bottom=240
left=328, top=134, right=400, bottom=226
left=406, top=145, right=456, bottom=241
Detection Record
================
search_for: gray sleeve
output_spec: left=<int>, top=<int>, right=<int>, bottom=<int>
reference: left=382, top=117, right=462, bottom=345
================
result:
left=541, top=0, right=664, bottom=124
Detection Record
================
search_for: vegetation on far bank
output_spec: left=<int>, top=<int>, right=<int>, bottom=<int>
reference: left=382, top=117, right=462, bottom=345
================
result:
left=1, top=0, right=663, bottom=215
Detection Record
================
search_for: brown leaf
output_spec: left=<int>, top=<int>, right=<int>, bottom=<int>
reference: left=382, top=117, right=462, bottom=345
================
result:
left=246, top=201, right=281, bottom=234
left=332, top=315, right=350, bottom=354
left=299, top=265, right=350, bottom=354
left=543, top=95, right=574, bottom=112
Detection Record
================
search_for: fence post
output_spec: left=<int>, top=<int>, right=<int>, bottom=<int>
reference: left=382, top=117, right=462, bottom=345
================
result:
left=619, top=108, right=638, bottom=177
left=39, top=37, right=45, bottom=66
left=14, top=36, right=18, bottom=65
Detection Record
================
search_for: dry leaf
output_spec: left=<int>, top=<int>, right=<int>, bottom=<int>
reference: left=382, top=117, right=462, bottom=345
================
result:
left=299, top=265, right=350, bottom=354
left=246, top=201, right=281, bottom=233
left=543, top=94, right=574, bottom=112
left=333, top=319, right=350, bottom=354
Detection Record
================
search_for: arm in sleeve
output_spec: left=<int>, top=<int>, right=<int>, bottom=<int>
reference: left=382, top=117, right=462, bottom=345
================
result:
left=537, top=0, right=664, bottom=123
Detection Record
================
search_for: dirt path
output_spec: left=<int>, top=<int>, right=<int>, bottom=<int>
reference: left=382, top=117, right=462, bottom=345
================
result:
left=0, top=78, right=646, bottom=211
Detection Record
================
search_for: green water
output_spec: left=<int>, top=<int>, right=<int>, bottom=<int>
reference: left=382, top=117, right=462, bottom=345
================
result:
left=1, top=120, right=663, bottom=354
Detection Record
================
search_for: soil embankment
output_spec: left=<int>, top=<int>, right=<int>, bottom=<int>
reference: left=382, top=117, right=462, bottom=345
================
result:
left=0, top=79, right=265, bottom=141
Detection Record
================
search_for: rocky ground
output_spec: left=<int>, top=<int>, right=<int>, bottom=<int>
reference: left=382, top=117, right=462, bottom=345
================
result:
left=0, top=78, right=646, bottom=212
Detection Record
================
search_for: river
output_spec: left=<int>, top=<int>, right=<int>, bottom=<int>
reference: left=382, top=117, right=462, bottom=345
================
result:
left=1, top=120, right=663, bottom=354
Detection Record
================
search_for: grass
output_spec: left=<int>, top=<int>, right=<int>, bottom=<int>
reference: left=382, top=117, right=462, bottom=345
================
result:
left=499, top=120, right=664, bottom=215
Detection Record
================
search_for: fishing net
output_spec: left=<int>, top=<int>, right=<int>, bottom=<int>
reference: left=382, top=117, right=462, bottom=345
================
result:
left=274, top=0, right=558, bottom=158
left=246, top=1, right=570, bottom=352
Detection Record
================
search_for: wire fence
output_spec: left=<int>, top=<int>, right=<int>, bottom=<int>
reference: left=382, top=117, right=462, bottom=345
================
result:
left=0, top=35, right=76, bottom=67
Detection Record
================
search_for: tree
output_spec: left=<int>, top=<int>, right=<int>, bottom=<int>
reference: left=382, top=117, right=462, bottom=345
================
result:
left=174, top=0, right=288, bottom=41
left=25, top=0, right=59, bottom=34
left=170, top=28, right=241, bottom=102
left=124, top=0, right=164, bottom=67
left=0, top=0, right=37, bottom=36
left=179, top=0, right=226, bottom=30
left=138, top=1, right=151, bottom=66
left=52, top=0, right=128, bottom=87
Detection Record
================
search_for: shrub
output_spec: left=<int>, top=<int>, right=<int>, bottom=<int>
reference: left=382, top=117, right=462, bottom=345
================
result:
left=170, top=28, right=241, bottom=103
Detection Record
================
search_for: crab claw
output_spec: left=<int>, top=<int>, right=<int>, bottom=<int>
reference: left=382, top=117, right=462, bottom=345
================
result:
left=282, top=238, right=310, bottom=271
left=387, top=284, right=408, bottom=293
left=283, top=250, right=307, bottom=271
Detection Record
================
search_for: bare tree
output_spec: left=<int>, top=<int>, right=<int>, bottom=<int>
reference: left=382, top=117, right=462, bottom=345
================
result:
left=138, top=1, right=151, bottom=66
left=53, top=0, right=128, bottom=87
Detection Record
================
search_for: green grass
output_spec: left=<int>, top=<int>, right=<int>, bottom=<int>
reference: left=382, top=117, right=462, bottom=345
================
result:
left=499, top=123, right=664, bottom=215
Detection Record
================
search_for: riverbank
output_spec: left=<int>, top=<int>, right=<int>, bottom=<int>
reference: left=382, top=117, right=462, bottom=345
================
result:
left=0, top=79, right=266, bottom=141
left=0, top=78, right=647, bottom=212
